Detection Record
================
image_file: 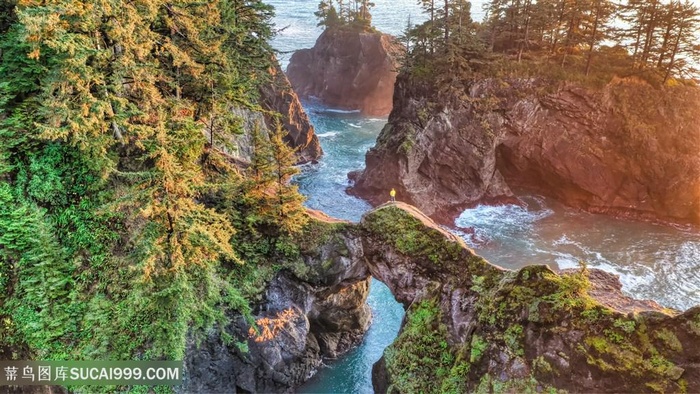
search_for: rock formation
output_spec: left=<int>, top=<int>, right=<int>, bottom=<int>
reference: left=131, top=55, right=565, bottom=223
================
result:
left=287, top=27, right=403, bottom=116
left=360, top=203, right=700, bottom=393
left=350, top=75, right=700, bottom=225
left=180, top=203, right=700, bottom=392
left=260, top=62, right=322, bottom=164
left=180, top=215, right=370, bottom=393
left=228, top=60, right=322, bottom=165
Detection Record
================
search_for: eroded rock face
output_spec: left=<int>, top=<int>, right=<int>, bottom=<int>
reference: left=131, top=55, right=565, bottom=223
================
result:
left=359, top=203, right=700, bottom=393
left=497, top=79, right=700, bottom=224
left=260, top=62, right=322, bottom=164
left=227, top=59, right=322, bottom=165
left=180, top=224, right=370, bottom=393
left=350, top=75, right=700, bottom=225
left=349, top=76, right=519, bottom=224
left=287, top=27, right=403, bottom=116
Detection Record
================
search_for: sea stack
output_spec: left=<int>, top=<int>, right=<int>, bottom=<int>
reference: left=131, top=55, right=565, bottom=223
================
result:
left=287, top=27, right=404, bottom=116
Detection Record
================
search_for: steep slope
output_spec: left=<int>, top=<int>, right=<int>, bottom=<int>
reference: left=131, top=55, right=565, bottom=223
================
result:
left=259, top=62, right=322, bottom=164
left=181, top=216, right=371, bottom=393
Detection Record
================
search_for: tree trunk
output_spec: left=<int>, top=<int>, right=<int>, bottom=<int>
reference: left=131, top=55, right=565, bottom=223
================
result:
left=656, top=5, right=675, bottom=68
left=444, top=0, right=449, bottom=49
left=585, top=1, right=601, bottom=76
left=663, top=24, right=683, bottom=84
left=517, top=0, right=532, bottom=63
left=640, top=0, right=659, bottom=67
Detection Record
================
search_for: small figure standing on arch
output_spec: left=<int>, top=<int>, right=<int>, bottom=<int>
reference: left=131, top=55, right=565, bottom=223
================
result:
left=390, top=188, right=396, bottom=202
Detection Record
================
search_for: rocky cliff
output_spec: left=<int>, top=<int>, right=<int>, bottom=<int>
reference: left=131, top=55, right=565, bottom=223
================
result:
left=180, top=203, right=700, bottom=393
left=260, top=62, right=322, bottom=164
left=350, top=75, right=700, bottom=225
left=287, top=27, right=403, bottom=116
left=361, top=203, right=700, bottom=393
left=180, top=214, right=370, bottom=393
left=228, top=60, right=322, bottom=165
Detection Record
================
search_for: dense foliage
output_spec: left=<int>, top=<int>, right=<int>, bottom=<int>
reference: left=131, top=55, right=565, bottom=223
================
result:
left=0, top=0, right=308, bottom=377
left=315, top=0, right=375, bottom=30
left=402, top=0, right=700, bottom=86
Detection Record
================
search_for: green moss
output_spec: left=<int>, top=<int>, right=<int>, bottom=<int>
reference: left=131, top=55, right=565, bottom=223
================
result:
left=398, top=136, right=415, bottom=154
left=369, top=206, right=688, bottom=393
left=473, top=373, right=563, bottom=394
left=686, top=313, right=700, bottom=336
left=604, top=328, right=625, bottom=344
left=470, top=275, right=486, bottom=293
left=383, top=299, right=456, bottom=394
left=654, top=328, right=682, bottom=352
left=362, top=206, right=491, bottom=278
left=440, top=361, right=471, bottom=394
left=470, top=334, right=488, bottom=363
left=613, top=318, right=636, bottom=333
left=504, top=324, right=524, bottom=356
left=532, top=356, right=554, bottom=375
left=645, top=381, right=667, bottom=392
left=296, top=219, right=348, bottom=255
left=581, top=329, right=683, bottom=389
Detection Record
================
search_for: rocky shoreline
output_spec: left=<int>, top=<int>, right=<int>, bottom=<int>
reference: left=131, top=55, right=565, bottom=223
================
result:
left=178, top=203, right=700, bottom=392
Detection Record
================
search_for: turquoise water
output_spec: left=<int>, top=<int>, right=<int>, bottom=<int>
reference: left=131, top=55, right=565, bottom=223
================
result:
left=268, top=2, right=700, bottom=393
left=293, top=102, right=405, bottom=394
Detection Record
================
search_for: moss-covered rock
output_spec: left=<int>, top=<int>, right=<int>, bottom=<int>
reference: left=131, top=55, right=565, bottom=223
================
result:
left=181, top=213, right=371, bottom=393
left=361, top=203, right=700, bottom=393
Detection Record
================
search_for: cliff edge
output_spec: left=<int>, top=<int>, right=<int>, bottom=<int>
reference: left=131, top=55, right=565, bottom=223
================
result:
left=260, top=62, right=322, bottom=164
left=178, top=203, right=700, bottom=392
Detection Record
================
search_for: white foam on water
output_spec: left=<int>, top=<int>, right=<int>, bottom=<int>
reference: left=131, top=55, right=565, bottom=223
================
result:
left=323, top=108, right=361, bottom=114
left=454, top=195, right=700, bottom=311
left=316, top=132, right=338, bottom=138
left=456, top=199, right=553, bottom=233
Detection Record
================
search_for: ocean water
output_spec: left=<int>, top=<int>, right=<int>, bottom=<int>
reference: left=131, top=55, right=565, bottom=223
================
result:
left=454, top=195, right=700, bottom=311
left=267, top=2, right=700, bottom=393
left=293, top=101, right=405, bottom=394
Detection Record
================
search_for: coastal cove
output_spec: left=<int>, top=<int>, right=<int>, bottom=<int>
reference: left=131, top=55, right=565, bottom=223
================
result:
left=270, top=1, right=700, bottom=392
left=2, top=0, right=699, bottom=391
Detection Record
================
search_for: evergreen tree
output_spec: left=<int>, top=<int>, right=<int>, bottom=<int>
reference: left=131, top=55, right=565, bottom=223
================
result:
left=243, top=124, right=306, bottom=244
left=0, top=0, right=305, bottom=363
left=660, top=0, right=700, bottom=83
left=316, top=0, right=374, bottom=29
left=584, top=0, right=617, bottom=75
